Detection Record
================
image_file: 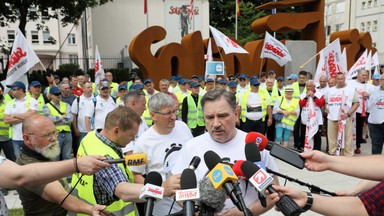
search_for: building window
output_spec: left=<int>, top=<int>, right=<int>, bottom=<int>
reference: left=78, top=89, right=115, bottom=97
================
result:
left=373, top=20, right=378, bottom=31
left=335, top=23, right=344, bottom=31
left=368, top=0, right=372, bottom=7
left=41, top=8, right=49, bottom=20
left=7, top=30, right=15, bottom=44
left=367, top=21, right=371, bottom=31
left=362, top=1, right=366, bottom=9
left=68, top=34, right=76, bottom=45
left=374, top=0, right=378, bottom=6
left=31, top=31, right=39, bottom=44
left=361, top=22, right=365, bottom=32
left=43, top=31, right=51, bottom=44
left=69, top=54, right=78, bottom=65
left=372, top=42, right=376, bottom=48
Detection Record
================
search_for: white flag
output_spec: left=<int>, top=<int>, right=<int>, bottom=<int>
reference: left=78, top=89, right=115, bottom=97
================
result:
left=322, top=39, right=343, bottom=79
left=346, top=49, right=368, bottom=80
left=340, top=47, right=348, bottom=74
left=94, top=45, right=105, bottom=84
left=365, top=50, right=372, bottom=71
left=304, top=97, right=319, bottom=152
left=5, top=29, right=39, bottom=87
left=260, top=32, right=291, bottom=66
left=209, top=26, right=248, bottom=54
left=314, top=51, right=326, bottom=84
left=372, top=52, right=380, bottom=75
left=204, top=38, right=215, bottom=80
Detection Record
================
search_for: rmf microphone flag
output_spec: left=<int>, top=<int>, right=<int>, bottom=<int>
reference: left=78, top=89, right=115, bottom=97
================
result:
left=104, top=153, right=148, bottom=166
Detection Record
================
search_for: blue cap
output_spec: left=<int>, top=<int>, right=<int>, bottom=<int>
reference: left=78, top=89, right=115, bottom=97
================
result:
left=29, top=81, right=41, bottom=87
left=219, top=79, right=228, bottom=84
left=171, top=76, right=177, bottom=81
left=191, top=75, right=199, bottom=79
left=118, top=84, right=127, bottom=91
left=277, top=76, right=284, bottom=81
left=206, top=78, right=214, bottom=83
left=228, top=81, right=238, bottom=88
left=372, top=74, right=380, bottom=80
left=250, top=79, right=260, bottom=85
left=250, top=75, right=259, bottom=80
left=144, top=78, right=153, bottom=84
left=190, top=82, right=201, bottom=88
left=178, top=78, right=187, bottom=85
left=198, top=76, right=204, bottom=82
left=49, top=86, right=61, bottom=94
left=238, top=74, right=247, bottom=79
left=268, top=70, right=275, bottom=74
left=129, top=83, right=144, bottom=90
left=287, top=74, right=298, bottom=80
left=53, top=74, right=59, bottom=79
left=175, top=74, right=183, bottom=80
left=6, top=81, right=26, bottom=91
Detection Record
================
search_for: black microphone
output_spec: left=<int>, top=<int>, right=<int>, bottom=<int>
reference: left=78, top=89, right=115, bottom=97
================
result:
left=140, top=172, right=163, bottom=216
left=245, top=132, right=305, bottom=169
left=241, top=161, right=302, bottom=216
left=199, top=177, right=226, bottom=216
left=189, top=156, right=201, bottom=170
left=174, top=168, right=199, bottom=216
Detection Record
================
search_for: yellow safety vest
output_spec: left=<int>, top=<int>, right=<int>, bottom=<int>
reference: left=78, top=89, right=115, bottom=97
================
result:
left=26, top=92, right=45, bottom=114
left=4, top=94, right=12, bottom=103
left=47, top=102, right=71, bottom=132
left=141, top=96, right=152, bottom=127
left=0, top=102, right=10, bottom=139
left=175, top=91, right=190, bottom=117
left=7, top=96, right=32, bottom=138
left=110, top=82, right=119, bottom=97
left=240, top=90, right=269, bottom=122
left=186, top=95, right=205, bottom=129
left=280, top=97, right=300, bottom=127
left=71, top=131, right=137, bottom=216
left=292, top=82, right=307, bottom=100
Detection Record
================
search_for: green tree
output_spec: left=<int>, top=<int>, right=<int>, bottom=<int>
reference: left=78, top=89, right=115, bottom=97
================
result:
left=0, top=0, right=112, bottom=36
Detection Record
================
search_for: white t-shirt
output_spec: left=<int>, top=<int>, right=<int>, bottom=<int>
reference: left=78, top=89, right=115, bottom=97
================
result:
left=347, top=80, right=373, bottom=113
left=367, top=87, right=384, bottom=124
left=131, top=121, right=193, bottom=216
left=245, top=92, right=263, bottom=120
left=121, top=118, right=148, bottom=153
left=71, top=95, right=93, bottom=133
left=171, top=130, right=278, bottom=213
left=85, top=95, right=117, bottom=130
left=5, top=96, right=38, bottom=140
left=327, top=86, right=357, bottom=121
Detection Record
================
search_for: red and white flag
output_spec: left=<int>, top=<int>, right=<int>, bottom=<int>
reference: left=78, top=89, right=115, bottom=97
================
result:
left=346, top=49, right=368, bottom=80
left=260, top=31, right=291, bottom=66
left=340, top=47, right=348, bottom=73
left=4, top=29, right=39, bottom=87
left=94, top=45, right=105, bottom=84
left=189, top=0, right=194, bottom=22
left=304, top=97, right=319, bottom=152
left=314, top=51, right=326, bottom=84
left=372, top=52, right=380, bottom=75
left=323, top=39, right=343, bottom=79
left=209, top=26, right=248, bottom=54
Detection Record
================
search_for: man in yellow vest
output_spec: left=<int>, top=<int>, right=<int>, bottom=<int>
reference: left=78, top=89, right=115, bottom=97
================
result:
left=72, top=106, right=155, bottom=216
left=105, top=71, right=119, bottom=97
left=239, top=78, right=272, bottom=134
left=181, top=82, right=205, bottom=137
left=27, top=81, right=46, bottom=115
left=263, top=78, right=281, bottom=141
left=0, top=86, right=15, bottom=162
left=175, top=78, right=190, bottom=119
left=43, top=86, right=73, bottom=161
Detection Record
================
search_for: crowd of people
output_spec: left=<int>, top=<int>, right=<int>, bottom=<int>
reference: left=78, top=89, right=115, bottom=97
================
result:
left=0, top=67, right=383, bottom=215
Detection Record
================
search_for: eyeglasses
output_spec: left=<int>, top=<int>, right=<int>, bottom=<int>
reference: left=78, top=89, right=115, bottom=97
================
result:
left=154, top=109, right=178, bottom=117
left=11, top=87, right=20, bottom=91
left=33, top=86, right=41, bottom=88
left=239, top=79, right=246, bottom=81
left=27, top=130, right=59, bottom=140
left=100, top=87, right=110, bottom=90
left=53, top=93, right=61, bottom=96
left=252, top=84, right=260, bottom=87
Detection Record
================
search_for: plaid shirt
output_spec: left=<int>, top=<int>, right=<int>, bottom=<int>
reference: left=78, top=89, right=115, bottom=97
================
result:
left=358, top=181, right=384, bottom=216
left=93, top=130, right=130, bottom=205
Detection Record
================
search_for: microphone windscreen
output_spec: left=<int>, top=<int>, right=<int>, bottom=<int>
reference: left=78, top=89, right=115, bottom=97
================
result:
left=245, top=132, right=268, bottom=151
left=189, top=156, right=201, bottom=170
left=204, top=150, right=222, bottom=171
left=245, top=142, right=262, bottom=162
left=240, top=161, right=260, bottom=179
left=232, top=160, right=246, bottom=179
left=199, top=177, right=226, bottom=213
left=181, top=168, right=197, bottom=189
left=144, top=171, right=163, bottom=186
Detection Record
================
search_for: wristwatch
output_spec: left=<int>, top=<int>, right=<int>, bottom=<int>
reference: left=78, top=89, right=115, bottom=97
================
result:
left=302, top=192, right=313, bottom=212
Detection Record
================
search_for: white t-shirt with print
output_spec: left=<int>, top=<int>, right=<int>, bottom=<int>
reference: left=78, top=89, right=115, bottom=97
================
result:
left=84, top=95, right=117, bottom=130
left=71, top=95, right=93, bottom=133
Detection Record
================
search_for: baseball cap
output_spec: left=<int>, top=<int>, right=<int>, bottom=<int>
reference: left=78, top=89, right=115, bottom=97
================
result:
left=372, top=74, right=380, bottom=80
left=129, top=83, right=144, bottom=90
left=29, top=81, right=41, bottom=87
left=190, top=82, right=201, bottom=88
left=6, top=81, right=26, bottom=91
left=118, top=84, right=127, bottom=91
left=238, top=74, right=247, bottom=80
left=219, top=79, right=228, bottom=85
left=287, top=74, right=298, bottom=80
left=206, top=78, right=214, bottom=83
left=198, top=76, right=204, bottom=82
left=178, top=78, right=187, bottom=85
left=49, top=86, right=61, bottom=94
left=250, top=79, right=260, bottom=85
left=268, top=70, right=275, bottom=74
left=191, top=75, right=199, bottom=79
left=228, top=81, right=238, bottom=88
left=53, top=75, right=59, bottom=79
left=99, top=78, right=110, bottom=88
left=277, top=76, right=284, bottom=81
left=144, top=79, right=153, bottom=84
left=285, top=85, right=294, bottom=92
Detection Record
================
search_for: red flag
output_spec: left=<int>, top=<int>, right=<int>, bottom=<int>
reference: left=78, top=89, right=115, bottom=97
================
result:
left=189, top=0, right=194, bottom=21
left=236, top=0, right=240, bottom=17
left=144, top=0, right=147, bottom=14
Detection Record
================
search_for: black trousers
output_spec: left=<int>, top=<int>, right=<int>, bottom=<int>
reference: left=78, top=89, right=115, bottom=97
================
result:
left=355, top=112, right=368, bottom=149
left=241, top=118, right=266, bottom=134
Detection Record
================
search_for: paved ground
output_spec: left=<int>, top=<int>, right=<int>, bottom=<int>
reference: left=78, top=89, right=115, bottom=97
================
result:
left=2, top=136, right=373, bottom=215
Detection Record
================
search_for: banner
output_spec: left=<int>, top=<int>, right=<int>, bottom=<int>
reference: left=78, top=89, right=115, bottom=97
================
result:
left=323, top=39, right=343, bottom=79
left=94, top=45, right=105, bottom=84
left=340, top=47, right=348, bottom=74
left=205, top=61, right=225, bottom=75
left=260, top=31, right=291, bottom=66
left=204, top=38, right=215, bottom=80
left=209, top=26, right=248, bottom=54
left=304, top=97, right=318, bottom=152
left=314, top=51, right=326, bottom=84
left=5, top=29, right=39, bottom=87
left=346, top=49, right=368, bottom=80
left=372, top=52, right=380, bottom=75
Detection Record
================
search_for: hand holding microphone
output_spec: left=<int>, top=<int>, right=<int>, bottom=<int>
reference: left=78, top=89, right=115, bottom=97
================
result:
left=103, top=153, right=148, bottom=166
left=140, top=171, right=164, bottom=216
left=175, top=168, right=199, bottom=216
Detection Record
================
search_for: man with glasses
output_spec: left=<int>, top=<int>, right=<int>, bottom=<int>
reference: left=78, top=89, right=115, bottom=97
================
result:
left=105, top=71, right=119, bottom=97
left=85, top=79, right=117, bottom=131
left=131, top=93, right=193, bottom=215
left=4, top=81, right=38, bottom=159
left=60, top=82, right=77, bottom=106
left=16, top=114, right=107, bottom=216
left=238, top=78, right=272, bottom=134
left=44, top=86, right=73, bottom=161
left=27, top=81, right=46, bottom=115
left=237, top=74, right=249, bottom=94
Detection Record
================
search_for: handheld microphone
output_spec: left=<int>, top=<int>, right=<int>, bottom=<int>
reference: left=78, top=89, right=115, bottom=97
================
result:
left=204, top=151, right=246, bottom=213
left=140, top=171, right=164, bottom=216
left=245, top=132, right=305, bottom=169
left=189, top=156, right=201, bottom=170
left=199, top=177, right=226, bottom=216
left=175, top=168, right=199, bottom=216
left=103, top=153, right=148, bottom=166
left=241, top=161, right=302, bottom=216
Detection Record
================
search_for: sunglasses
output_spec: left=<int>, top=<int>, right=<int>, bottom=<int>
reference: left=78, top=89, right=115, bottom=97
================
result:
left=252, top=84, right=260, bottom=87
left=53, top=93, right=61, bottom=96
left=11, top=87, right=20, bottom=91
left=100, top=87, right=110, bottom=90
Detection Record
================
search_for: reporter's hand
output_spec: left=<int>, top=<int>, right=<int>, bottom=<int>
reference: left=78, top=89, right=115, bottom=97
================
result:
left=267, top=185, right=307, bottom=208
left=300, top=150, right=330, bottom=172
left=77, top=156, right=111, bottom=175
left=163, top=174, right=181, bottom=196
left=91, top=204, right=107, bottom=216
left=216, top=207, right=243, bottom=216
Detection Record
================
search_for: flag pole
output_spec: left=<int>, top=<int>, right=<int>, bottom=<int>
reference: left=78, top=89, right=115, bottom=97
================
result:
left=299, top=48, right=324, bottom=70
left=259, top=58, right=264, bottom=75
left=235, top=0, right=238, bottom=40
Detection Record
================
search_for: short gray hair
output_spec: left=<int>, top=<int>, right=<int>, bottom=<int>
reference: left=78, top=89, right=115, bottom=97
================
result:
left=306, top=79, right=315, bottom=86
left=148, top=92, right=175, bottom=112
left=201, top=89, right=236, bottom=112
left=123, top=89, right=145, bottom=106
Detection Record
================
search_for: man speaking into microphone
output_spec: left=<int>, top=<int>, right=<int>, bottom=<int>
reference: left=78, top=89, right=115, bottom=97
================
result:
left=172, top=89, right=280, bottom=215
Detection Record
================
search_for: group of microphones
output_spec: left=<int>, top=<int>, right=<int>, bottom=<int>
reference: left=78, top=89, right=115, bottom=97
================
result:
left=103, top=132, right=335, bottom=216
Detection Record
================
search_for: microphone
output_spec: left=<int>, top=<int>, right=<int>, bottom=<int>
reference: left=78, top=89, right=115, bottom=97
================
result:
left=204, top=151, right=247, bottom=213
left=103, top=153, right=148, bottom=166
left=199, top=177, right=226, bottom=216
left=241, top=161, right=302, bottom=216
left=139, top=171, right=164, bottom=216
left=245, top=132, right=305, bottom=169
left=175, top=168, right=199, bottom=216
left=189, top=156, right=201, bottom=170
